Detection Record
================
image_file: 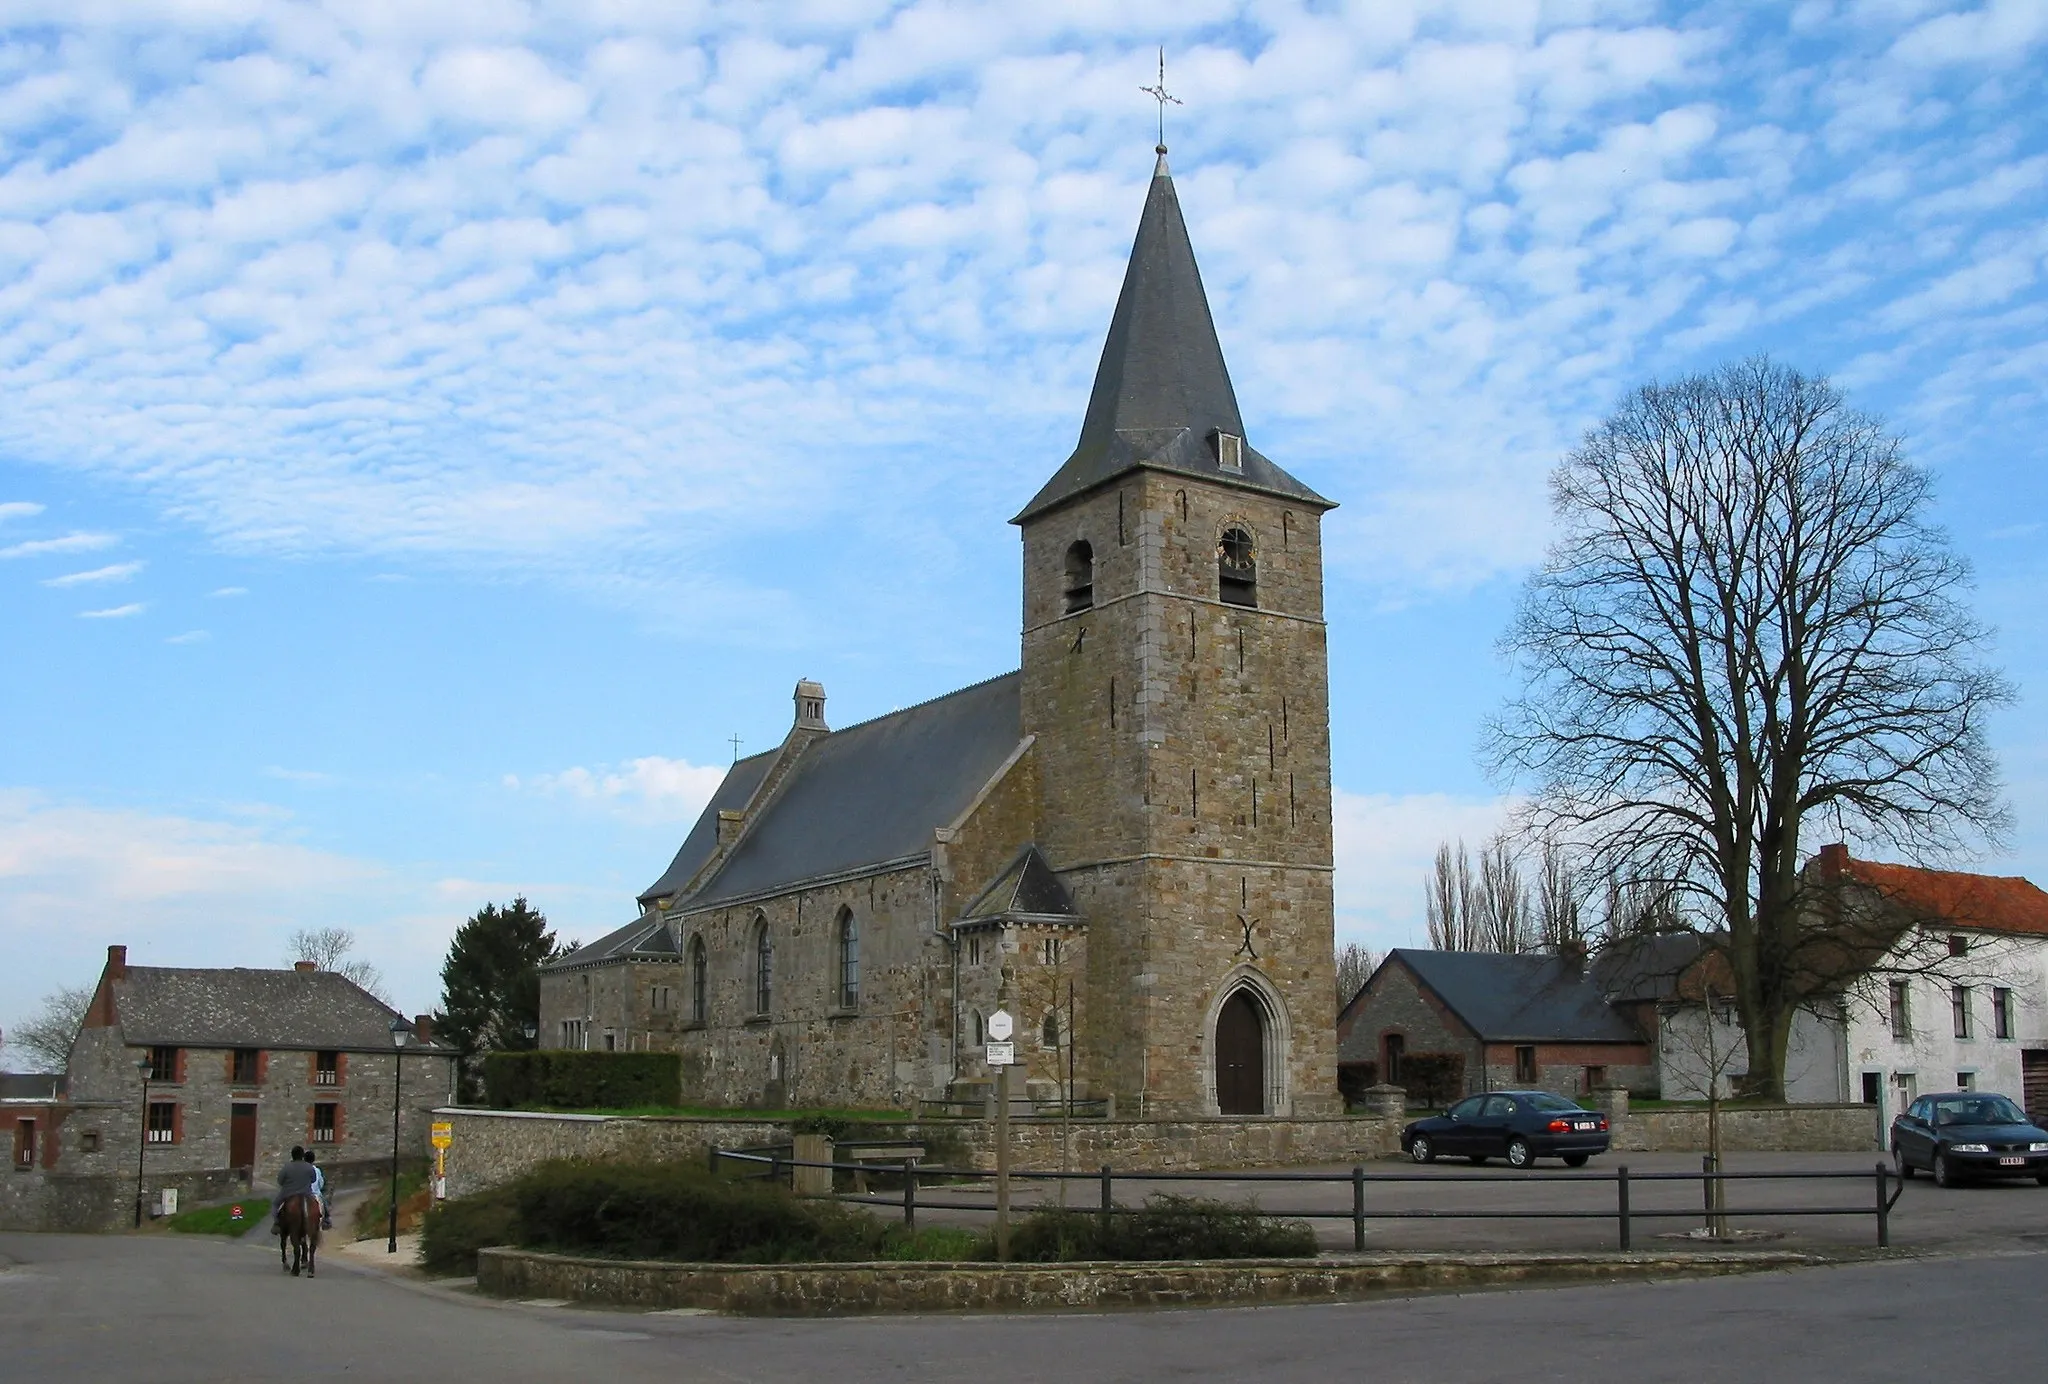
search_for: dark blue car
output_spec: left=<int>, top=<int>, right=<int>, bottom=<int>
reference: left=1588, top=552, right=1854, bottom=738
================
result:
left=1401, top=1090, right=1611, bottom=1168
left=1891, top=1092, right=2048, bottom=1187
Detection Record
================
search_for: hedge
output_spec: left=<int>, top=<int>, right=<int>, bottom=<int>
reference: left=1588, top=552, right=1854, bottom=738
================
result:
left=1336, top=1061, right=1380, bottom=1107
left=482, top=1050, right=682, bottom=1110
left=1007, top=1194, right=1317, bottom=1262
left=1398, top=1052, right=1465, bottom=1107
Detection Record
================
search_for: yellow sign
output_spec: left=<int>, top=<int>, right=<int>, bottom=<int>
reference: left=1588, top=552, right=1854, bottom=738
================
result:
left=430, top=1121, right=453, bottom=1150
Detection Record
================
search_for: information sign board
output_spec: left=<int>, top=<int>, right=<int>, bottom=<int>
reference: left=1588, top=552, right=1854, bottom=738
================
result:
left=985, top=1041, right=1016, bottom=1066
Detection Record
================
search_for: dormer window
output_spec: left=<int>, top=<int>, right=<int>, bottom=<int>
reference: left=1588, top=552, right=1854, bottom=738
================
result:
left=1215, top=431, right=1243, bottom=473
left=1064, top=540, right=1095, bottom=614
left=1218, top=526, right=1256, bottom=607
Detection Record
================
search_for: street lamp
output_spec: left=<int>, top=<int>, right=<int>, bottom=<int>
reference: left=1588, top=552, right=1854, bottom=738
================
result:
left=521, top=1020, right=537, bottom=1047
left=387, top=1017, right=410, bottom=1253
left=132, top=1055, right=153, bottom=1228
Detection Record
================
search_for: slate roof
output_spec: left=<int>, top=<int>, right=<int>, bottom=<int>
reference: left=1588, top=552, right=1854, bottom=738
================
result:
left=111, top=967, right=449, bottom=1052
left=1392, top=949, right=1645, bottom=1044
left=638, top=750, right=777, bottom=905
left=958, top=845, right=1079, bottom=924
left=0, top=1072, right=65, bottom=1100
left=1591, top=933, right=1716, bottom=1004
left=1013, top=150, right=1333, bottom=524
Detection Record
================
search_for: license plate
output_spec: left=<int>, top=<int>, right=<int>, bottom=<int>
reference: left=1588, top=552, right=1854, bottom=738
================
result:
left=1573, top=1122, right=1595, bottom=1130
left=1999, top=1156, right=2025, bottom=1166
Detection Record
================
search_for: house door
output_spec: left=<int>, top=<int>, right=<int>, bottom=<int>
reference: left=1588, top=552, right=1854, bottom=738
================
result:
left=2023, top=1051, right=2048, bottom=1123
left=1215, top=991, right=1266, bottom=1115
left=229, top=1103, right=258, bottom=1171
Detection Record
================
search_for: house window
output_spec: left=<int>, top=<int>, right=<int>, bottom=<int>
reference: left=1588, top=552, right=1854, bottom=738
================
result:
left=311, top=1103, right=338, bottom=1144
left=13, top=1119, right=35, bottom=1168
left=1947, top=934, right=1969, bottom=957
left=1063, top=540, right=1095, bottom=614
left=689, top=937, right=707, bottom=1024
left=753, top=917, right=773, bottom=1016
left=1041, top=1011, right=1059, bottom=1048
left=838, top=908, right=860, bottom=1010
left=1041, top=936, right=1062, bottom=967
left=1957, top=1071, right=1976, bottom=1091
left=603, top=1030, right=616, bottom=1051
left=146, top=1102, right=177, bottom=1144
left=1383, top=1033, right=1405, bottom=1085
left=971, top=1010, right=985, bottom=1047
left=1860, top=1072, right=1881, bottom=1105
left=560, top=1018, right=587, bottom=1048
left=651, top=985, right=672, bottom=1013
left=1993, top=988, right=2013, bottom=1040
left=1584, top=1065, right=1607, bottom=1094
left=1215, top=431, right=1243, bottom=473
left=231, top=1048, right=260, bottom=1084
left=79, top=1130, right=101, bottom=1154
left=968, top=936, right=983, bottom=966
left=1889, top=981, right=1911, bottom=1040
left=1218, top=526, right=1257, bottom=608
left=145, top=1046, right=178, bottom=1082
left=1952, top=986, right=1972, bottom=1040
left=1514, top=1046, right=1537, bottom=1084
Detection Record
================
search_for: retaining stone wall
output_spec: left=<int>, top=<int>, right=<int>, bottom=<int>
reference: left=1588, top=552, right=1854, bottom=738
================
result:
left=477, top=1246, right=1821, bottom=1315
left=1610, top=1104, right=1880, bottom=1153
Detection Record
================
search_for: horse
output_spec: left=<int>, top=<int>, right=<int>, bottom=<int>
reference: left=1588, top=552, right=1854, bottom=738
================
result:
left=277, top=1193, right=321, bottom=1278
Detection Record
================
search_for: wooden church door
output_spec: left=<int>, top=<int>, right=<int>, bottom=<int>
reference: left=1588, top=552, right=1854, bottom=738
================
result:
left=1215, top=991, right=1266, bottom=1115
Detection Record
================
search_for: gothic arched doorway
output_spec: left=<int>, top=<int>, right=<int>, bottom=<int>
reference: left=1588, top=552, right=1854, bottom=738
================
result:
left=1215, top=990, right=1266, bottom=1115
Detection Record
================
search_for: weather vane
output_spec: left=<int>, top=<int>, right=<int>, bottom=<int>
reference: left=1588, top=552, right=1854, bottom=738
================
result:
left=1140, top=47, right=1181, bottom=149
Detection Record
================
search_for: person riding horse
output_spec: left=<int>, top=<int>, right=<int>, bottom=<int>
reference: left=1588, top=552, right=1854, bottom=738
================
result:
left=272, top=1146, right=320, bottom=1235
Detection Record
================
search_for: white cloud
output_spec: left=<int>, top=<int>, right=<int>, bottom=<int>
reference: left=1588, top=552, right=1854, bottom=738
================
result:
left=1331, top=787, right=1516, bottom=950
left=0, top=501, right=45, bottom=524
left=0, top=533, right=118, bottom=560
left=209, top=586, right=248, bottom=597
left=507, top=755, right=726, bottom=824
left=40, top=560, right=144, bottom=587
left=77, top=602, right=145, bottom=619
left=165, top=629, right=210, bottom=644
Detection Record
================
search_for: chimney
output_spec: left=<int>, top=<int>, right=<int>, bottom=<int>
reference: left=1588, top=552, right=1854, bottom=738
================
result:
left=106, top=944, right=128, bottom=980
left=293, top=960, right=317, bottom=973
left=1559, top=936, right=1589, bottom=972
left=412, top=1015, right=434, bottom=1042
left=793, top=679, right=829, bottom=733
left=1818, top=843, right=1850, bottom=876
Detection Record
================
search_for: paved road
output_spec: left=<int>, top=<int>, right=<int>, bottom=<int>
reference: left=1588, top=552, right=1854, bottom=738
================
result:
left=888, top=1150, right=2048, bottom=1253
left=3, top=1229, right=2044, bottom=1383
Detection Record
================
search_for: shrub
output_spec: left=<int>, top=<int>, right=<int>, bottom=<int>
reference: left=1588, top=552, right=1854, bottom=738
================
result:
left=1007, top=1193, right=1316, bottom=1262
left=1337, top=1061, right=1380, bottom=1107
left=1398, top=1052, right=1466, bottom=1107
left=420, top=1184, right=521, bottom=1277
left=482, top=1050, right=682, bottom=1110
left=510, top=1158, right=891, bottom=1263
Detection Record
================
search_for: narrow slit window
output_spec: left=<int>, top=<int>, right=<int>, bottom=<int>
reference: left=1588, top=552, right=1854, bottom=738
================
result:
left=837, top=908, right=860, bottom=1010
left=753, top=917, right=774, bottom=1015
left=1218, top=526, right=1256, bottom=607
left=1063, top=539, right=1094, bottom=614
left=689, top=936, right=707, bottom=1023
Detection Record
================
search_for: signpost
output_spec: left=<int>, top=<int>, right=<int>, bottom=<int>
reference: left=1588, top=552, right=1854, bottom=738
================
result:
left=987, top=1009, right=1015, bottom=1261
left=430, top=1121, right=452, bottom=1201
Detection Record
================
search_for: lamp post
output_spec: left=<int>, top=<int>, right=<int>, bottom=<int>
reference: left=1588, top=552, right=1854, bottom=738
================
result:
left=132, top=1055, right=153, bottom=1228
left=387, top=1017, right=409, bottom=1253
left=521, top=1020, right=537, bottom=1047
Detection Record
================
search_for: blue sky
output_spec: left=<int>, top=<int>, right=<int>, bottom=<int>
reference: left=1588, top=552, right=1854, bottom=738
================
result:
left=2, top=0, right=2044, bottom=1055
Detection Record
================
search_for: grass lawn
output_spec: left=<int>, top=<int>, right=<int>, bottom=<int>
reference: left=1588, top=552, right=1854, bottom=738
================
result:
left=165, top=1200, right=265, bottom=1237
left=532, top=1105, right=913, bottom=1121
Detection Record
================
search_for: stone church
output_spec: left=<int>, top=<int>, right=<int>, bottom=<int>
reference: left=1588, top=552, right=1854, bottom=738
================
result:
left=540, top=147, right=1341, bottom=1117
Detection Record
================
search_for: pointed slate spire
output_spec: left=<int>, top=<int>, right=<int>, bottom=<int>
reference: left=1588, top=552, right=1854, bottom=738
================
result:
left=1015, top=149, right=1332, bottom=524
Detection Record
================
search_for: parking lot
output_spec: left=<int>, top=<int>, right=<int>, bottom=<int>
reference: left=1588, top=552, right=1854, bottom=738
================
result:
left=835, top=1150, right=2048, bottom=1253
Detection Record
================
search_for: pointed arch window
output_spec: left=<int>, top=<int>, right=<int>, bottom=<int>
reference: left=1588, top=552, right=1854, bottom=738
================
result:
left=688, top=936, right=707, bottom=1024
left=1064, top=540, right=1095, bottom=613
left=1218, top=526, right=1256, bottom=608
left=971, top=1010, right=985, bottom=1047
left=752, top=916, right=773, bottom=1016
left=836, top=907, right=859, bottom=1010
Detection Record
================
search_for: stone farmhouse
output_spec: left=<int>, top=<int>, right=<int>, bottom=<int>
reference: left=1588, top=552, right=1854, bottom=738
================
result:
left=540, top=146, right=1343, bottom=1118
left=0, top=945, right=456, bottom=1232
left=1336, top=948, right=1657, bottom=1102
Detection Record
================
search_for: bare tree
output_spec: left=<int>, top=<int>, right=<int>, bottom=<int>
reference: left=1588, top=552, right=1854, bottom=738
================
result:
left=286, top=927, right=390, bottom=1004
left=1334, top=940, right=1381, bottom=1010
left=1426, top=836, right=1539, bottom=953
left=1490, top=358, right=2011, bottom=1098
left=1425, top=841, right=1481, bottom=950
left=4, top=985, right=93, bottom=1072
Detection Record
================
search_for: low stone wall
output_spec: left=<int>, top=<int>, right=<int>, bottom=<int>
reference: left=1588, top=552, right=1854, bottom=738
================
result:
left=0, top=1167, right=252, bottom=1233
left=436, top=1107, right=1403, bottom=1199
left=1611, top=1104, right=1880, bottom=1153
left=477, top=1246, right=1824, bottom=1315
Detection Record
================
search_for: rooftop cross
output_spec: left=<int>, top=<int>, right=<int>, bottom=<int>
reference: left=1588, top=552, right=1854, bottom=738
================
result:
left=1139, top=47, right=1182, bottom=151
left=728, top=732, right=743, bottom=763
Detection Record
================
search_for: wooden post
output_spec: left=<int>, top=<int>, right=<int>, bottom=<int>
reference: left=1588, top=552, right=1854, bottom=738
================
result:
left=903, top=1160, right=918, bottom=1232
left=1352, top=1165, right=1366, bottom=1252
left=1099, top=1164, right=1113, bottom=1240
left=995, top=1063, right=1012, bottom=1262
left=1617, top=1164, right=1632, bottom=1251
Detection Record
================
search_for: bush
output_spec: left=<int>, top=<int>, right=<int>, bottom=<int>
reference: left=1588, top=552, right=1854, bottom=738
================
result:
left=1007, top=1194, right=1316, bottom=1262
left=482, top=1050, right=682, bottom=1110
left=420, top=1184, right=520, bottom=1277
left=1398, top=1052, right=1466, bottom=1107
left=1337, top=1061, right=1380, bottom=1107
left=510, top=1158, right=893, bottom=1263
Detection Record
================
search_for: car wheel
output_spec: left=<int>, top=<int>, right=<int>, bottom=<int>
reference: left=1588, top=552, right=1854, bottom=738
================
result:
left=1893, top=1145, right=1914, bottom=1181
left=1409, top=1135, right=1435, bottom=1164
left=1562, top=1153, right=1590, bottom=1168
left=1506, top=1138, right=1534, bottom=1169
left=1933, top=1151, right=1956, bottom=1188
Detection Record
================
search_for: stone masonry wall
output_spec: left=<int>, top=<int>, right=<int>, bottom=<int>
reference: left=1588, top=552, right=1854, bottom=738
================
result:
left=1336, top=958, right=1483, bottom=1090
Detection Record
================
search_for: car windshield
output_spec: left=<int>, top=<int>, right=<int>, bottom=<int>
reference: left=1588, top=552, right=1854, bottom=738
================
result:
left=1525, top=1094, right=1585, bottom=1112
left=1933, top=1096, right=2026, bottom=1126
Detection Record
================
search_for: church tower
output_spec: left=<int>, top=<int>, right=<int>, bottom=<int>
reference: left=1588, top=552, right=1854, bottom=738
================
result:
left=1015, top=148, right=1340, bottom=1116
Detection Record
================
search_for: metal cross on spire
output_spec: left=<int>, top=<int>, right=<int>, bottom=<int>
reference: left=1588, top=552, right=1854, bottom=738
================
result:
left=1139, top=47, right=1182, bottom=150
